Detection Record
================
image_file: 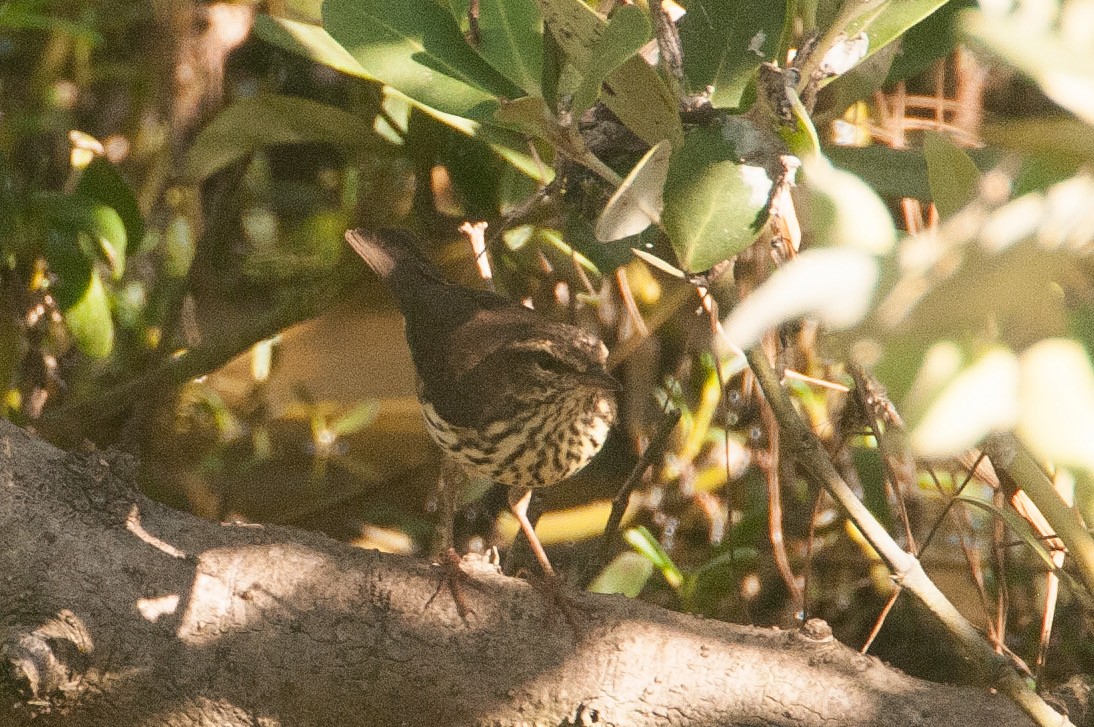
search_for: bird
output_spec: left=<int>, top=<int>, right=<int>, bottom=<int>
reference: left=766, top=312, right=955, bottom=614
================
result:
left=344, top=228, right=619, bottom=577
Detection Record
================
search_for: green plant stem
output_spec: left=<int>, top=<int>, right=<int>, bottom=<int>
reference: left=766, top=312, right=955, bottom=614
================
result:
left=745, top=347, right=1073, bottom=727
left=991, top=432, right=1094, bottom=602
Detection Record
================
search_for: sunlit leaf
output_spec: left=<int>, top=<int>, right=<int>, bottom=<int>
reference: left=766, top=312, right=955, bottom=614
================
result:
left=571, top=4, right=650, bottom=116
left=182, top=94, right=378, bottom=181
left=625, top=526, right=684, bottom=589
left=595, top=140, right=670, bottom=241
left=906, top=346, right=1019, bottom=459
left=662, top=125, right=772, bottom=272
left=839, top=0, right=952, bottom=70
left=1019, top=339, right=1094, bottom=474
left=587, top=551, right=654, bottom=596
left=678, top=0, right=786, bottom=108
left=961, top=7, right=1094, bottom=125
left=331, top=400, right=381, bottom=436
left=722, top=248, right=879, bottom=350
left=796, top=157, right=896, bottom=254
left=254, top=14, right=375, bottom=79
left=537, top=0, right=681, bottom=146
left=450, top=0, right=544, bottom=95
left=43, top=228, right=113, bottom=359
left=323, top=0, right=520, bottom=119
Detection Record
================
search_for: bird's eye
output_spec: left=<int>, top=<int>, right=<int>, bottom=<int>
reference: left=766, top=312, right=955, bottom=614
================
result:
left=530, top=351, right=566, bottom=374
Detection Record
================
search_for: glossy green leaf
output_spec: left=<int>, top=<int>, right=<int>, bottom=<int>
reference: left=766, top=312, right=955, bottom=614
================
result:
left=678, top=0, right=786, bottom=108
left=923, top=131, right=980, bottom=220
left=662, top=125, right=772, bottom=272
left=841, top=0, right=952, bottom=67
left=35, top=191, right=127, bottom=279
left=43, top=229, right=113, bottom=359
left=587, top=551, right=654, bottom=596
left=182, top=94, right=378, bottom=182
left=450, top=0, right=544, bottom=95
left=254, top=14, right=376, bottom=79
left=571, top=4, right=650, bottom=116
left=323, top=0, right=520, bottom=119
left=75, top=157, right=144, bottom=257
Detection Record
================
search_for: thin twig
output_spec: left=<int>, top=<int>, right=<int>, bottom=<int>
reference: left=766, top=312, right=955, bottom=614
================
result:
left=745, top=347, right=1073, bottom=727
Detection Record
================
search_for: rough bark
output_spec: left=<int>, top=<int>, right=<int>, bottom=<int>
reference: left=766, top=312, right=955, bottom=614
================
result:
left=0, top=419, right=1038, bottom=727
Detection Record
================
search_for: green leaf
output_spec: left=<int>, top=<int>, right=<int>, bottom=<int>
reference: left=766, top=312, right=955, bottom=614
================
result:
left=923, top=131, right=980, bottom=220
left=35, top=191, right=127, bottom=279
left=450, top=0, right=544, bottom=95
left=254, top=14, right=376, bottom=79
left=537, top=0, right=681, bottom=146
left=62, top=269, right=114, bottom=359
left=624, top=526, right=684, bottom=589
left=75, top=157, right=144, bottom=259
left=678, top=0, right=787, bottom=109
left=43, top=229, right=113, bottom=359
left=587, top=551, right=654, bottom=597
left=662, top=124, right=772, bottom=272
left=182, top=94, right=378, bottom=182
left=841, top=0, right=952, bottom=67
left=571, top=4, right=650, bottom=116
left=323, top=0, right=521, bottom=119
left=825, top=144, right=1001, bottom=201
left=595, top=139, right=671, bottom=241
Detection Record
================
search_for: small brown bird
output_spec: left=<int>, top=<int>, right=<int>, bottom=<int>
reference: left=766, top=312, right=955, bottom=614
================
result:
left=345, top=228, right=618, bottom=575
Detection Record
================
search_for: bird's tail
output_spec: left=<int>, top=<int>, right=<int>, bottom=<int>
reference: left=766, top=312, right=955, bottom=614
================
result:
left=344, top=228, right=418, bottom=280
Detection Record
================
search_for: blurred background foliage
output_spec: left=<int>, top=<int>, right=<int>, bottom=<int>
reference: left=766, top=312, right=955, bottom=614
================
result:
left=3, top=0, right=1094, bottom=695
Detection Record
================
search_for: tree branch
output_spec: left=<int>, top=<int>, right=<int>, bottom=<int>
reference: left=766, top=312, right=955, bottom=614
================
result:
left=0, top=420, right=1043, bottom=727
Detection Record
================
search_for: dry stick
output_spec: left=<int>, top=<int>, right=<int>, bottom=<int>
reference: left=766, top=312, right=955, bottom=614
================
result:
left=584, top=408, right=681, bottom=587
left=744, top=347, right=1073, bottom=727
left=989, top=433, right=1094, bottom=604
left=864, top=461, right=984, bottom=654
left=849, top=364, right=918, bottom=554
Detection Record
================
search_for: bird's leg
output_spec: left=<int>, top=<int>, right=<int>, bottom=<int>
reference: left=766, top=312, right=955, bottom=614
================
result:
left=425, top=458, right=474, bottom=620
left=507, top=487, right=555, bottom=577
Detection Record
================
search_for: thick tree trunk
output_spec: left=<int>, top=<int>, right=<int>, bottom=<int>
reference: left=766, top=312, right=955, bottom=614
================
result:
left=0, top=419, right=1039, bottom=727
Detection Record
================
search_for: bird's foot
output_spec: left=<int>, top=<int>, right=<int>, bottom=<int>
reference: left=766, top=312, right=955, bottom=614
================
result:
left=523, top=570, right=589, bottom=636
left=425, top=548, right=477, bottom=622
